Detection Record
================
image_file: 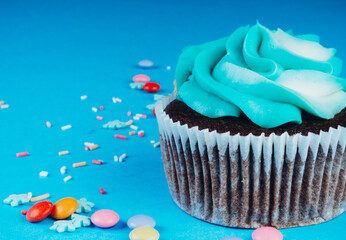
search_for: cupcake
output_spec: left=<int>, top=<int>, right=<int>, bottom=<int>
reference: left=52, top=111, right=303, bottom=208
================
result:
left=155, top=23, right=345, bottom=228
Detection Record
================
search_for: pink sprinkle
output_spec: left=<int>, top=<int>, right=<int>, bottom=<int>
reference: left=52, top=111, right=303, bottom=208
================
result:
left=85, top=147, right=90, bottom=151
left=138, top=130, right=144, bottom=137
left=127, top=111, right=131, bottom=116
left=100, top=188, right=105, bottom=194
left=21, top=210, right=28, bottom=215
left=140, top=114, right=147, bottom=119
left=16, top=152, right=29, bottom=157
left=96, top=116, right=103, bottom=120
left=99, top=106, right=104, bottom=110
left=92, top=160, right=103, bottom=165
left=114, top=134, right=127, bottom=140
left=132, top=74, right=150, bottom=83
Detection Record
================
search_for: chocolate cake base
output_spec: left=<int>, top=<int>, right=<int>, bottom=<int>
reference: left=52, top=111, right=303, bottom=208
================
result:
left=156, top=95, right=346, bottom=229
left=164, top=99, right=346, bottom=136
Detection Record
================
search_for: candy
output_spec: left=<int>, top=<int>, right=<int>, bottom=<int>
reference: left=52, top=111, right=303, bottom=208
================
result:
left=96, top=116, right=103, bottom=120
left=91, top=107, right=98, bottom=112
left=129, top=227, right=160, bottom=240
left=80, top=95, right=87, bottom=100
left=133, top=116, right=140, bottom=120
left=60, top=166, right=67, bottom=174
left=153, top=142, right=160, bottom=148
left=71, top=214, right=91, bottom=227
left=1, top=104, right=9, bottom=109
left=112, top=97, right=122, bottom=103
left=89, top=144, right=99, bottom=150
left=26, top=201, right=54, bottom=222
left=3, top=193, right=30, bottom=206
left=92, top=160, right=103, bottom=165
left=221, top=237, right=244, bottom=240
left=30, top=193, right=50, bottom=202
left=103, top=120, right=128, bottom=129
left=39, top=171, right=48, bottom=177
left=58, top=150, right=69, bottom=156
left=133, top=74, right=150, bottom=83
left=114, top=156, right=118, bottom=162
left=91, top=209, right=120, bottom=228
left=61, top=125, right=72, bottom=130
left=73, top=161, right=86, bottom=168
left=114, top=134, right=127, bottom=140
left=84, top=142, right=95, bottom=147
left=64, top=176, right=72, bottom=182
left=138, top=130, right=144, bottom=137
left=143, top=82, right=160, bottom=93
left=46, top=121, right=52, bottom=127
left=119, top=153, right=126, bottom=162
left=16, top=152, right=29, bottom=157
left=127, top=111, right=132, bottom=116
left=21, top=210, right=28, bottom=215
left=99, top=106, right=104, bottom=110
left=127, top=214, right=156, bottom=229
left=75, top=198, right=94, bottom=213
left=130, top=125, right=138, bottom=130
left=49, top=220, right=76, bottom=232
left=129, top=131, right=136, bottom=136
left=100, top=188, right=105, bottom=194
left=138, top=59, right=154, bottom=68
left=252, top=227, right=283, bottom=240
left=51, top=197, right=78, bottom=219
left=129, top=82, right=145, bottom=89
left=0, top=100, right=4, bottom=105
left=126, top=120, right=133, bottom=126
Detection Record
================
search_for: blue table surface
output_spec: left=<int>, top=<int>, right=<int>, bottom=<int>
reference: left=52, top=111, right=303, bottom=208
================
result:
left=0, top=0, right=345, bottom=239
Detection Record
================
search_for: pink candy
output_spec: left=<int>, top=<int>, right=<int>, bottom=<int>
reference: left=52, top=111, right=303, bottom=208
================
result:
left=132, top=74, right=150, bottom=83
left=96, top=116, right=103, bottom=120
left=252, top=227, right=283, bottom=240
left=138, top=130, right=144, bottom=137
left=91, top=209, right=119, bottom=228
left=114, top=134, right=127, bottom=140
left=16, top=152, right=29, bottom=157
left=127, top=111, right=131, bottom=116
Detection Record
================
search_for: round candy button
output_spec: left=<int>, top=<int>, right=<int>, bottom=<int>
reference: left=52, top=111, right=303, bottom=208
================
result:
left=91, top=209, right=120, bottom=228
left=221, top=237, right=244, bottom=240
left=51, top=197, right=78, bottom=219
left=26, top=201, right=54, bottom=222
left=138, top=60, right=154, bottom=69
left=127, top=214, right=156, bottom=229
left=143, top=82, right=160, bottom=93
left=252, top=227, right=283, bottom=240
left=133, top=74, right=150, bottom=83
left=129, top=227, right=159, bottom=240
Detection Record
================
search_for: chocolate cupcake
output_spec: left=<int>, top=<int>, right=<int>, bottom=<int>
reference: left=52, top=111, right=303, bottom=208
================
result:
left=155, top=23, right=346, bottom=228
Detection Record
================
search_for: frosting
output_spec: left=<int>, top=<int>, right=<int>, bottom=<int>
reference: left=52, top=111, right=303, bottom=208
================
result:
left=175, top=23, right=346, bottom=128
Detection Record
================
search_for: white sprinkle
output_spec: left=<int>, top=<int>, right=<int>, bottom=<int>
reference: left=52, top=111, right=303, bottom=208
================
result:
left=61, top=125, right=72, bottom=131
left=112, top=97, right=117, bottom=103
left=114, top=155, right=118, bottom=162
left=84, top=142, right=95, bottom=147
left=133, top=116, right=140, bottom=121
left=167, top=66, right=171, bottom=70
left=119, top=153, right=126, bottom=162
left=39, top=171, right=48, bottom=178
left=60, top=166, right=66, bottom=174
left=153, top=142, right=161, bottom=148
left=91, top=107, right=98, bottom=112
left=64, top=175, right=72, bottom=182
left=150, top=140, right=155, bottom=144
left=27, top=192, right=32, bottom=200
left=130, top=125, right=138, bottom=130
left=115, top=98, right=122, bottom=103
left=80, top=95, right=87, bottom=100
left=1, top=104, right=9, bottom=109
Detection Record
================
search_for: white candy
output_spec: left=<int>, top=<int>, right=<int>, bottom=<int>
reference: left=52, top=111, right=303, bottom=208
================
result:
left=114, top=155, right=118, bottom=162
left=64, top=175, right=72, bottom=182
left=60, top=166, right=66, bottom=174
left=80, top=95, right=87, bottom=100
left=119, top=153, right=126, bottom=162
left=130, top=125, right=138, bottom=130
left=39, top=171, right=48, bottom=178
left=91, top=107, right=98, bottom=112
left=61, top=125, right=72, bottom=131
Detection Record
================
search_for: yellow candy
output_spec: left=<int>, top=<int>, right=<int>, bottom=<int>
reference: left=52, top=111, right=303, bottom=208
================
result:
left=51, top=197, right=78, bottom=219
left=129, top=227, right=160, bottom=240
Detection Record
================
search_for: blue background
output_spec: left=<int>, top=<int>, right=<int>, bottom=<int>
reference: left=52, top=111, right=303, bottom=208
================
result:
left=0, top=0, right=345, bottom=239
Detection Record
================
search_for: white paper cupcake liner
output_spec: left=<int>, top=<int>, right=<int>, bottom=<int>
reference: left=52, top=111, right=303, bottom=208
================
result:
left=155, top=94, right=345, bottom=228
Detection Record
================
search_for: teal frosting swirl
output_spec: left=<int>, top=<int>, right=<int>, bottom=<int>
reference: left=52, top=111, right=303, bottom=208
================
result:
left=175, top=23, right=346, bottom=128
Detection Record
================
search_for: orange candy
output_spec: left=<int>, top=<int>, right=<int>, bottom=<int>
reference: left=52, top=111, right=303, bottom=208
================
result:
left=51, top=197, right=78, bottom=219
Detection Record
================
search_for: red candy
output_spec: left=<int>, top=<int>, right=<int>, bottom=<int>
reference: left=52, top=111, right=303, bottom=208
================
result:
left=143, top=82, right=161, bottom=93
left=21, top=210, right=28, bottom=215
left=152, top=108, right=156, bottom=116
left=100, top=188, right=105, bottom=195
left=26, top=201, right=54, bottom=222
left=99, top=106, right=104, bottom=110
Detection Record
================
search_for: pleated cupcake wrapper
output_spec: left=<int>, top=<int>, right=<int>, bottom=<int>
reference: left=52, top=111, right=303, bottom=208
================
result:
left=155, top=94, right=346, bottom=228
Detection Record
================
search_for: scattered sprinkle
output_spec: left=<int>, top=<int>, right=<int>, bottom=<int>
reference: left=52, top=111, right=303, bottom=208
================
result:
left=0, top=100, right=4, bottom=105
left=150, top=140, right=155, bottom=144
left=80, top=95, right=87, bottom=100
left=153, top=142, right=160, bottom=148
left=119, top=153, right=127, bottom=162
left=133, top=116, right=140, bottom=121
left=167, top=66, right=171, bottom=70
left=73, top=161, right=86, bottom=168
left=84, top=142, right=95, bottom=147
left=130, top=125, right=138, bottom=130
left=39, top=171, right=48, bottom=178
left=64, top=175, right=72, bottom=182
left=112, top=97, right=122, bottom=103
left=92, top=160, right=103, bottom=165
left=60, top=166, right=67, bottom=174
left=99, top=188, right=105, bottom=195
left=16, top=152, right=29, bottom=157
left=1, top=104, right=9, bottom=109
left=126, top=120, right=133, bottom=126
left=96, top=116, right=103, bottom=120
left=127, top=111, right=131, bottom=116
left=114, top=156, right=118, bottom=162
left=114, top=134, right=127, bottom=140
left=61, top=125, right=72, bottom=131
left=138, top=130, right=144, bottom=137
left=58, top=150, right=69, bottom=156
left=91, top=107, right=98, bottom=112
left=129, top=131, right=135, bottom=136
left=99, top=106, right=104, bottom=110
left=30, top=193, right=49, bottom=202
left=46, top=121, right=52, bottom=128
left=88, top=144, right=99, bottom=150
